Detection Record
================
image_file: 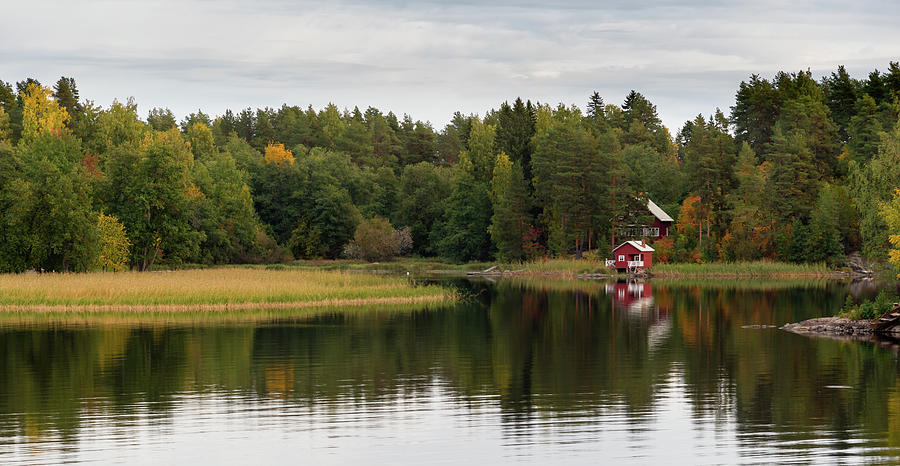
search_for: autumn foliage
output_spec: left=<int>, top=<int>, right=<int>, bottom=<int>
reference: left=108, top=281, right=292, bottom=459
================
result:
left=264, top=143, right=294, bottom=165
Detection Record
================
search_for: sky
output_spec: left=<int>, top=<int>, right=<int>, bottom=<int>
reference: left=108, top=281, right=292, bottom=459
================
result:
left=3, top=0, right=898, bottom=131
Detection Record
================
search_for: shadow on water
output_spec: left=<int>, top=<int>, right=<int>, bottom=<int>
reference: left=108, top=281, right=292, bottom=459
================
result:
left=2, top=276, right=900, bottom=463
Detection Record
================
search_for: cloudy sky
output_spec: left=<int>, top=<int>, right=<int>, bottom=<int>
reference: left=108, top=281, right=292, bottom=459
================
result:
left=3, top=0, right=898, bottom=131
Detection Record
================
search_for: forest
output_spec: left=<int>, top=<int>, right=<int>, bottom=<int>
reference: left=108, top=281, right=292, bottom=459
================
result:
left=1, top=64, right=900, bottom=272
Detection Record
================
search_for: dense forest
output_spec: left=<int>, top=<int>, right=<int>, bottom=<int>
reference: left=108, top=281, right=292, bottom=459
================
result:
left=1, top=64, right=900, bottom=272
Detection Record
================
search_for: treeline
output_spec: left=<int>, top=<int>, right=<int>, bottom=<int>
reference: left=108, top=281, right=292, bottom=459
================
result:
left=1, top=65, right=900, bottom=272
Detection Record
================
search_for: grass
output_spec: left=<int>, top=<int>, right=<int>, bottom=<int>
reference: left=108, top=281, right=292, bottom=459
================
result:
left=512, top=259, right=616, bottom=278
left=0, top=268, right=453, bottom=309
left=0, top=302, right=447, bottom=326
left=649, top=261, right=831, bottom=278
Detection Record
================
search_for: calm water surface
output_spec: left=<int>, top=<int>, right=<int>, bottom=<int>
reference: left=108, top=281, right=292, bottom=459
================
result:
left=2, top=278, right=900, bottom=464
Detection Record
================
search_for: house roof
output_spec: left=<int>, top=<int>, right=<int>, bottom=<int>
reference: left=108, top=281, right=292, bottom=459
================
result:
left=647, top=199, right=674, bottom=222
left=612, top=240, right=655, bottom=253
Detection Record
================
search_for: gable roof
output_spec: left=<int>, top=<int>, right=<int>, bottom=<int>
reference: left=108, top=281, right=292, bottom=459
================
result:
left=647, top=199, right=674, bottom=222
left=612, top=240, right=655, bottom=253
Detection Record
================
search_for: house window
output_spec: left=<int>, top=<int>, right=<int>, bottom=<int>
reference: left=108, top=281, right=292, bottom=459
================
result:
left=618, top=255, right=625, bottom=262
left=649, top=227, right=659, bottom=237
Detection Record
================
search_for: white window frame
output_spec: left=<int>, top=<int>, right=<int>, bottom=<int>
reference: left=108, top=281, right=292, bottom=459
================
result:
left=618, top=255, right=625, bottom=262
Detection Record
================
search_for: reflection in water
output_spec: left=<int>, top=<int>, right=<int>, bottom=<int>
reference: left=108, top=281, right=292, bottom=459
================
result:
left=1, top=279, right=900, bottom=464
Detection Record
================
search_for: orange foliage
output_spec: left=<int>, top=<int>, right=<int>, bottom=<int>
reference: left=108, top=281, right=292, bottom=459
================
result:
left=652, top=236, right=674, bottom=263
left=675, top=195, right=703, bottom=236
left=264, top=143, right=294, bottom=166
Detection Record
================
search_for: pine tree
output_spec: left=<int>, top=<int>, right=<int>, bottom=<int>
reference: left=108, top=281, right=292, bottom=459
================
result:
left=489, top=153, right=531, bottom=261
left=848, top=94, right=883, bottom=162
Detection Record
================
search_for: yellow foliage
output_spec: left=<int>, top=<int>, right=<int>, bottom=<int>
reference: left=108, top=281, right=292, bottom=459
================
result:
left=186, top=183, right=205, bottom=200
left=883, top=189, right=900, bottom=277
left=0, top=106, right=10, bottom=142
left=96, top=213, right=131, bottom=272
left=21, top=83, right=69, bottom=141
left=264, top=143, right=294, bottom=166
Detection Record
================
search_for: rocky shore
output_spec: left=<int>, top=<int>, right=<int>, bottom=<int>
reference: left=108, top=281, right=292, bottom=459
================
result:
left=780, top=317, right=877, bottom=338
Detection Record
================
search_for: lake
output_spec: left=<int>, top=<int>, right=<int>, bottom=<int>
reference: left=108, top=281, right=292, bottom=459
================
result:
left=1, top=277, right=899, bottom=464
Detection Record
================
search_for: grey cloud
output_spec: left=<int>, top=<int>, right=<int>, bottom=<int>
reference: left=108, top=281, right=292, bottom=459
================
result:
left=1, top=0, right=897, bottom=129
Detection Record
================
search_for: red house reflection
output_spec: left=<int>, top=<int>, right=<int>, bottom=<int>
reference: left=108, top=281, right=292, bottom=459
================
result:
left=606, top=282, right=670, bottom=320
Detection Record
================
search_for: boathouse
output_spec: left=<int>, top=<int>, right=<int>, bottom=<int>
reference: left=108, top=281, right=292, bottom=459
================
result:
left=610, top=240, right=654, bottom=271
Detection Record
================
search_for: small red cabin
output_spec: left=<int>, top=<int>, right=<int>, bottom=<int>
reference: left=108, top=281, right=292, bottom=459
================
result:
left=610, top=240, right=654, bottom=271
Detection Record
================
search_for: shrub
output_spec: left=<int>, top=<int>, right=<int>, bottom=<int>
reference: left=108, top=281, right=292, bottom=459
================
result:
left=652, top=237, right=674, bottom=263
left=343, top=217, right=412, bottom=262
left=840, top=289, right=899, bottom=320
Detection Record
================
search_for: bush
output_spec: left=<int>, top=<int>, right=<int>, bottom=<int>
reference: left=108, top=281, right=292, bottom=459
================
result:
left=343, top=217, right=412, bottom=262
left=840, top=289, right=898, bottom=320
left=652, top=237, right=674, bottom=263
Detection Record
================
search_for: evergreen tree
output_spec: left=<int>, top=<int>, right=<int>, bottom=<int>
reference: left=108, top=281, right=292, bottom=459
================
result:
left=731, top=74, right=779, bottom=157
left=681, top=112, right=736, bottom=240
left=52, top=77, right=82, bottom=131
left=495, top=98, right=536, bottom=182
left=147, top=107, right=177, bottom=131
left=765, top=129, right=819, bottom=223
left=489, top=153, right=531, bottom=261
left=848, top=94, right=883, bottom=162
left=822, top=65, right=859, bottom=141
left=531, top=104, right=605, bottom=256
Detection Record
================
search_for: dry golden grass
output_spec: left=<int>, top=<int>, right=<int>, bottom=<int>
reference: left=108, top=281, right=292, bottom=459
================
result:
left=0, top=268, right=451, bottom=308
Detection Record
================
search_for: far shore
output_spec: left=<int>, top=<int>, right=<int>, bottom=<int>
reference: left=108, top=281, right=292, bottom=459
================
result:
left=289, top=257, right=857, bottom=280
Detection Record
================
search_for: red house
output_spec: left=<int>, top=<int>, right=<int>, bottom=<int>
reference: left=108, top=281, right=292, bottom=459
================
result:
left=646, top=199, right=674, bottom=238
left=609, top=240, right=654, bottom=271
left=616, top=199, right=674, bottom=239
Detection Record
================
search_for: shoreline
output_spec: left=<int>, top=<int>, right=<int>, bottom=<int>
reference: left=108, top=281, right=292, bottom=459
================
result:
left=780, top=317, right=881, bottom=338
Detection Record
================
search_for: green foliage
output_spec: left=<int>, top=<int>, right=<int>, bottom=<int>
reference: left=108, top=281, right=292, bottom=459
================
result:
left=185, top=122, right=217, bottom=160
left=842, top=289, right=899, bottom=320
left=191, top=152, right=260, bottom=264
left=288, top=217, right=324, bottom=259
left=848, top=94, right=883, bottom=162
left=0, top=106, right=10, bottom=142
left=395, top=162, right=452, bottom=256
left=100, top=129, right=203, bottom=270
left=489, top=153, right=531, bottom=261
left=766, top=129, right=819, bottom=222
left=147, top=107, right=177, bottom=131
left=531, top=104, right=605, bottom=257
left=435, top=159, right=493, bottom=262
left=731, top=74, right=780, bottom=156
left=2, top=65, right=899, bottom=269
left=6, top=132, right=99, bottom=272
left=495, top=98, right=535, bottom=182
left=849, top=120, right=900, bottom=259
left=681, top=112, right=735, bottom=238
left=89, top=98, right=146, bottom=154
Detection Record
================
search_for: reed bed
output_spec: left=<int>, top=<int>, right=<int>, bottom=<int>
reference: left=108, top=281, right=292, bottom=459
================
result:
left=0, top=301, right=448, bottom=327
left=0, top=268, right=452, bottom=309
left=510, top=258, right=616, bottom=278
